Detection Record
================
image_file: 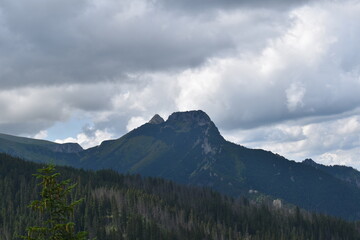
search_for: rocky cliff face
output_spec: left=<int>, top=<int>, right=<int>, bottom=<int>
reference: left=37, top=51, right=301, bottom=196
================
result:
left=49, top=143, right=83, bottom=153
left=164, top=110, right=224, bottom=155
left=167, top=110, right=211, bottom=126
left=148, top=114, right=165, bottom=124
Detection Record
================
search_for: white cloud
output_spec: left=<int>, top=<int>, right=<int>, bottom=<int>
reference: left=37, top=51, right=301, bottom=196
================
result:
left=175, top=1, right=360, bottom=131
left=33, top=130, right=48, bottom=139
left=223, top=112, right=360, bottom=169
left=126, top=116, right=148, bottom=132
left=55, top=128, right=114, bottom=149
left=318, top=149, right=360, bottom=168
left=0, top=83, right=118, bottom=135
left=286, top=82, right=306, bottom=112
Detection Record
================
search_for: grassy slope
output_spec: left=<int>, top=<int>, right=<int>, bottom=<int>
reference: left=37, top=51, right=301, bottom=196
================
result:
left=0, top=133, right=82, bottom=165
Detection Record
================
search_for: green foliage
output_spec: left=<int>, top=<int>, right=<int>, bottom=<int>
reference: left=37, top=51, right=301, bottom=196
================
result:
left=20, top=164, right=87, bottom=240
left=1, top=154, right=360, bottom=240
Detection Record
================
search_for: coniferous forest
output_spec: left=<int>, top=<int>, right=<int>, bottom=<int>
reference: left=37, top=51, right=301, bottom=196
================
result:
left=1, top=153, right=360, bottom=240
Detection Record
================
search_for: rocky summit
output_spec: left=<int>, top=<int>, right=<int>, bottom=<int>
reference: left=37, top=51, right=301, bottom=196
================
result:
left=148, top=114, right=165, bottom=124
left=167, top=110, right=212, bottom=126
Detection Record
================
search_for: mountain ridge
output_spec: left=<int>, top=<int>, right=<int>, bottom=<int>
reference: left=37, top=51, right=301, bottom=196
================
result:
left=1, top=110, right=360, bottom=220
left=0, top=132, right=83, bottom=165
left=75, top=110, right=360, bottom=219
left=303, top=158, right=360, bottom=189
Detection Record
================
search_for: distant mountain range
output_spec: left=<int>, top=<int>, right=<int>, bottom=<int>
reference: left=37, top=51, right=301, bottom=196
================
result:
left=1, top=110, right=360, bottom=220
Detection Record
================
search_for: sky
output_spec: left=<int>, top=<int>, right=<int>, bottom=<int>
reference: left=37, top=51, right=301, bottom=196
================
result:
left=1, top=0, right=360, bottom=169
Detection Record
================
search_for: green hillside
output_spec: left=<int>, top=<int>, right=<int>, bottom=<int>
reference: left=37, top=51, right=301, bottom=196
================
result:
left=0, top=133, right=83, bottom=165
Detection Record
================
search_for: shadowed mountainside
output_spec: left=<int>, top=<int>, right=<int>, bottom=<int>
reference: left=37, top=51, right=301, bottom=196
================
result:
left=1, top=110, right=360, bottom=220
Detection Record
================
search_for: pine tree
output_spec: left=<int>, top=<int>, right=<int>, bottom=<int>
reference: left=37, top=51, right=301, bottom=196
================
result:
left=20, top=164, right=87, bottom=240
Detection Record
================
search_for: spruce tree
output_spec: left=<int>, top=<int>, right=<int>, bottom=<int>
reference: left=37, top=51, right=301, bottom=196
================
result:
left=21, top=164, right=87, bottom=240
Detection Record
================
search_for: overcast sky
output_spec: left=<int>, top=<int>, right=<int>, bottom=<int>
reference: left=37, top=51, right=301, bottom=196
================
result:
left=1, top=0, right=360, bottom=169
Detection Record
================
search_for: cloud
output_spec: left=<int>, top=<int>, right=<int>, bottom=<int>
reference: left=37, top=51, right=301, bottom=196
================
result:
left=0, top=83, right=117, bottom=135
left=175, top=1, right=360, bottom=130
left=318, top=149, right=360, bottom=168
left=0, top=0, right=360, bottom=169
left=55, top=126, right=114, bottom=149
left=126, top=116, right=148, bottom=132
left=159, top=0, right=309, bottom=12
left=33, top=130, right=48, bottom=140
left=223, top=111, right=360, bottom=169
left=0, top=0, right=293, bottom=136
left=0, top=0, right=243, bottom=89
left=286, top=82, right=306, bottom=112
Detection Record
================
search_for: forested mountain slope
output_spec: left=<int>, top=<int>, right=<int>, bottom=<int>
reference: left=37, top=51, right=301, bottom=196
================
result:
left=1, top=153, right=359, bottom=240
left=303, top=158, right=360, bottom=189
left=1, top=111, right=360, bottom=220
left=78, top=111, right=360, bottom=220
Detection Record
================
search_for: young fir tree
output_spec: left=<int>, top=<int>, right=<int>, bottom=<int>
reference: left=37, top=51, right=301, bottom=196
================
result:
left=21, top=164, right=87, bottom=240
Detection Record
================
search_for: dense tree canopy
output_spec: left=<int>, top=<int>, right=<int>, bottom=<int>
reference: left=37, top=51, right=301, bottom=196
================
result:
left=0, top=153, right=359, bottom=240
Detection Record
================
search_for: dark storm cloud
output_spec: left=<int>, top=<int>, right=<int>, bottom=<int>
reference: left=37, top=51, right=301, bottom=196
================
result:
left=0, top=0, right=306, bottom=89
left=0, top=0, right=238, bottom=89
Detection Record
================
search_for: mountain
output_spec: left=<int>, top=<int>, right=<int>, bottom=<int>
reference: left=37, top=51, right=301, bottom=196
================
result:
left=76, top=110, right=360, bottom=220
left=1, top=153, right=359, bottom=240
left=303, top=158, right=360, bottom=189
left=79, top=110, right=228, bottom=188
left=0, top=133, right=83, bottom=165
left=1, top=110, right=360, bottom=220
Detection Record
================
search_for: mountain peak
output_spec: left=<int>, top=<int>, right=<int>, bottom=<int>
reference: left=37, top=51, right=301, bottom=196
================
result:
left=302, top=158, right=318, bottom=167
left=167, top=110, right=211, bottom=126
left=149, top=114, right=165, bottom=124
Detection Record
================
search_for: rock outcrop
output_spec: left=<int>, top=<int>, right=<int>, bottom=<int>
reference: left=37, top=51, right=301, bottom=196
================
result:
left=148, top=114, right=165, bottom=124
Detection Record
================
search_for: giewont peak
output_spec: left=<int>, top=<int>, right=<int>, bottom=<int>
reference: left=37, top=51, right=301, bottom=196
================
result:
left=167, top=110, right=211, bottom=126
left=149, top=114, right=165, bottom=124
